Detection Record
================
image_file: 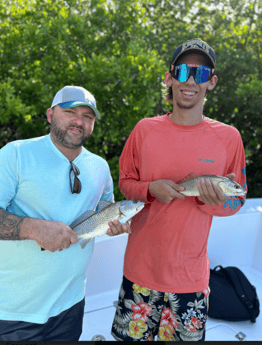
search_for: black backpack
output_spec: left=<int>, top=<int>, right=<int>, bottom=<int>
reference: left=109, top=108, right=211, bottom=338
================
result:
left=208, top=265, right=260, bottom=323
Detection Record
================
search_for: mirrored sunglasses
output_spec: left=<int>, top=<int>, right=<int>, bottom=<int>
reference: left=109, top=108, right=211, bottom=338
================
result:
left=171, top=64, right=214, bottom=84
left=69, top=162, right=82, bottom=194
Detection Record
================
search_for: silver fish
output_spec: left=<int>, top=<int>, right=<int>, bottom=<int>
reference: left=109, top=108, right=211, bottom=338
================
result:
left=178, top=175, right=246, bottom=197
left=70, top=200, right=145, bottom=249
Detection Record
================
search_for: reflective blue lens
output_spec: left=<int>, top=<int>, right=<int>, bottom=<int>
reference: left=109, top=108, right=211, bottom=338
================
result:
left=173, top=64, right=212, bottom=83
left=177, top=64, right=188, bottom=82
left=195, top=65, right=212, bottom=83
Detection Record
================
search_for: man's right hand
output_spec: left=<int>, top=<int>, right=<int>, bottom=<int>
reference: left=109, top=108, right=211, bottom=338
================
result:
left=20, top=218, right=78, bottom=252
left=148, top=180, right=185, bottom=204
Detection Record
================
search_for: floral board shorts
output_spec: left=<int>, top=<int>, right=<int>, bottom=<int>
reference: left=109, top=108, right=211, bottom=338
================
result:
left=111, top=276, right=210, bottom=341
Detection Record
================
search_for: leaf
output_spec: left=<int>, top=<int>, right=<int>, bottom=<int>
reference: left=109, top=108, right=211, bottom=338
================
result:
left=124, top=299, right=135, bottom=310
left=180, top=329, right=205, bottom=341
left=147, top=317, right=156, bottom=329
left=187, top=302, right=195, bottom=308
left=112, top=311, right=133, bottom=336
left=148, top=290, right=163, bottom=305
left=119, top=284, right=125, bottom=301
left=196, top=292, right=202, bottom=298
left=133, top=291, right=144, bottom=305
left=0, top=0, right=261, bottom=198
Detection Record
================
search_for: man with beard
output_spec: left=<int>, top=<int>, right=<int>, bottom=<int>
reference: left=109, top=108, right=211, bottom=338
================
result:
left=0, top=86, right=130, bottom=341
left=111, top=39, right=247, bottom=341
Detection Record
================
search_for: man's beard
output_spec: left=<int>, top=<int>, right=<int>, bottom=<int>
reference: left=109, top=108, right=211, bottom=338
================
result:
left=50, top=118, right=92, bottom=149
left=176, top=101, right=196, bottom=109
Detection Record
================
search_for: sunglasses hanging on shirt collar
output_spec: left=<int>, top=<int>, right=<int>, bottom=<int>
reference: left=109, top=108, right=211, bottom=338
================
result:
left=69, top=162, right=82, bottom=194
left=171, top=64, right=215, bottom=84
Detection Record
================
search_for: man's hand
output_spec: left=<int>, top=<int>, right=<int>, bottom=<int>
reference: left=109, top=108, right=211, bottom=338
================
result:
left=106, top=220, right=131, bottom=236
left=20, top=218, right=78, bottom=252
left=149, top=180, right=185, bottom=204
left=196, top=173, right=236, bottom=206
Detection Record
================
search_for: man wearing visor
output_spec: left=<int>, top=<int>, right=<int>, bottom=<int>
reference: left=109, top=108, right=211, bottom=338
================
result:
left=111, top=39, right=247, bottom=341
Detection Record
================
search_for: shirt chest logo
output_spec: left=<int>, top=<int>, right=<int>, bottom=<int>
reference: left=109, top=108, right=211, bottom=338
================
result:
left=199, top=158, right=215, bottom=163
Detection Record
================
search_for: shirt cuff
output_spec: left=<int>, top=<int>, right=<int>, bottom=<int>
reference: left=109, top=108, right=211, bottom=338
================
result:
left=147, top=188, right=156, bottom=203
left=195, top=197, right=205, bottom=206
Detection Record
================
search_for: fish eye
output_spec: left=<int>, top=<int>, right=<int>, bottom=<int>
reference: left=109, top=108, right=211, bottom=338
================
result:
left=234, top=185, right=240, bottom=189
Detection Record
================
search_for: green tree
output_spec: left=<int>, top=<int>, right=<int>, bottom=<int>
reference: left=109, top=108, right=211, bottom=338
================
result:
left=1, top=0, right=261, bottom=199
left=142, top=0, right=262, bottom=198
left=0, top=0, right=165, bottom=200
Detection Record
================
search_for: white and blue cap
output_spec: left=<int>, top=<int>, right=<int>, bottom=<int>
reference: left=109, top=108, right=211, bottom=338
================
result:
left=51, top=86, right=101, bottom=119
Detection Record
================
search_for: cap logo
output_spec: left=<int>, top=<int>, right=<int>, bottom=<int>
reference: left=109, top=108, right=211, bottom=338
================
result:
left=182, top=39, right=209, bottom=53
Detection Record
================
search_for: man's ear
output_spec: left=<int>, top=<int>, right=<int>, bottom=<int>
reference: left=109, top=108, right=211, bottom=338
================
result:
left=46, top=108, right=53, bottom=124
left=207, top=75, right=218, bottom=91
left=164, top=72, right=173, bottom=87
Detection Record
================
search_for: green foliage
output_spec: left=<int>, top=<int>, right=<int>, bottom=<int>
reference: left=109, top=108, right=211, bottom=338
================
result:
left=0, top=0, right=261, bottom=199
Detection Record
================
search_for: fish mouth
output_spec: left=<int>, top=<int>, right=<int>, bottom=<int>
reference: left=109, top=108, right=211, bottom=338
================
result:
left=136, top=205, right=144, bottom=212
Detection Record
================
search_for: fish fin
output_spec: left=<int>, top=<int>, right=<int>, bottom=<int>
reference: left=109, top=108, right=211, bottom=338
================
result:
left=69, top=210, right=96, bottom=229
left=80, top=237, right=92, bottom=249
left=177, top=172, right=200, bottom=184
left=96, top=200, right=112, bottom=211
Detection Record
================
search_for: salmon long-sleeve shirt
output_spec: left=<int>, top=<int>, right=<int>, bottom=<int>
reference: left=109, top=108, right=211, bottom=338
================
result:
left=119, top=114, right=247, bottom=293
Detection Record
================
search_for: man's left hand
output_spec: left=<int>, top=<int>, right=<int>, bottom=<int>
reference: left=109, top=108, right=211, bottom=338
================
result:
left=196, top=173, right=236, bottom=206
left=106, top=219, right=131, bottom=236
